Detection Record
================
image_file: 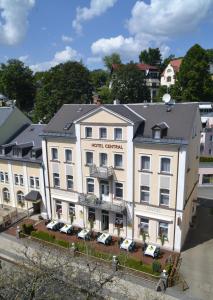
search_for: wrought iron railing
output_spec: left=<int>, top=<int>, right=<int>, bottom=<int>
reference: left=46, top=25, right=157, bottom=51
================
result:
left=89, top=164, right=114, bottom=179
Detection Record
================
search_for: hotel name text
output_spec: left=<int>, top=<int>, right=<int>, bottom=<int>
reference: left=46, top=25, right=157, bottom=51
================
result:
left=91, top=143, right=123, bottom=150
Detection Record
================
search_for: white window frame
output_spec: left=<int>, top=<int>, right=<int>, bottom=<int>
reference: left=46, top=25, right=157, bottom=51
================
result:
left=55, top=200, right=62, bottom=214
left=114, top=153, right=123, bottom=169
left=115, top=213, right=123, bottom=228
left=86, top=177, right=94, bottom=194
left=65, top=148, right=72, bottom=163
left=17, top=191, right=24, bottom=202
left=140, top=155, right=151, bottom=171
left=51, top=147, right=58, bottom=161
left=158, top=221, right=169, bottom=240
left=85, top=127, right=92, bottom=138
left=100, top=153, right=107, bottom=167
left=30, top=176, right=34, bottom=188
left=5, top=172, right=9, bottom=184
left=0, top=172, right=4, bottom=182
left=115, top=182, right=123, bottom=199
left=160, top=156, right=171, bottom=174
left=85, top=151, right=93, bottom=166
left=35, top=177, right=40, bottom=189
left=53, top=173, right=60, bottom=188
left=69, top=203, right=75, bottom=216
left=114, top=128, right=122, bottom=141
left=140, top=185, right=150, bottom=203
left=159, top=188, right=170, bottom=206
left=99, top=127, right=107, bottom=139
left=66, top=175, right=74, bottom=190
left=3, top=188, right=10, bottom=202
left=139, top=217, right=149, bottom=234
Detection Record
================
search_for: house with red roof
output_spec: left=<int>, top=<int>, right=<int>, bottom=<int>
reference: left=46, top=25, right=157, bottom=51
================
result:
left=161, top=59, right=182, bottom=88
left=110, top=63, right=160, bottom=102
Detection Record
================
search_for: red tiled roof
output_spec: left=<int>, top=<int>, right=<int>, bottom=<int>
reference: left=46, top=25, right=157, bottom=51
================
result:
left=170, top=59, right=182, bottom=72
left=111, top=63, right=159, bottom=71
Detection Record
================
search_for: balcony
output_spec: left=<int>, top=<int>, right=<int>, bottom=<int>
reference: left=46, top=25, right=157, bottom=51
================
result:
left=89, top=164, right=114, bottom=179
left=79, top=193, right=126, bottom=214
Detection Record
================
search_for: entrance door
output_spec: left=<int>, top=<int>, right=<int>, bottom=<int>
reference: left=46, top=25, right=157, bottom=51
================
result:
left=100, top=181, right=109, bottom=201
left=102, top=211, right=109, bottom=231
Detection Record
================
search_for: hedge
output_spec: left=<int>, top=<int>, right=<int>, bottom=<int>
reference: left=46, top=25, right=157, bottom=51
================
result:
left=200, top=156, right=213, bottom=162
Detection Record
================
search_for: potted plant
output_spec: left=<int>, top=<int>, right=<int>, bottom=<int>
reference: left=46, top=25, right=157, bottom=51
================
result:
left=140, top=229, right=147, bottom=251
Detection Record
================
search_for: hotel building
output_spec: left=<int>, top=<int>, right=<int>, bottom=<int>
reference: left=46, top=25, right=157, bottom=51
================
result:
left=42, top=102, right=201, bottom=252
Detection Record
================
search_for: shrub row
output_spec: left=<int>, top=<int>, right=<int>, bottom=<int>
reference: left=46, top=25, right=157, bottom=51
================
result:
left=200, top=156, right=213, bottom=162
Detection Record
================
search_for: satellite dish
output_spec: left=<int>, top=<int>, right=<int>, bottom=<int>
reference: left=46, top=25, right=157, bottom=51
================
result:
left=162, top=93, right=171, bottom=104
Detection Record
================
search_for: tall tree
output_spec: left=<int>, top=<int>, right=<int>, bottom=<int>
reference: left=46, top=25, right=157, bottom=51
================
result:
left=89, top=69, right=109, bottom=91
left=111, top=63, right=150, bottom=103
left=139, top=48, right=162, bottom=66
left=34, top=61, right=93, bottom=122
left=176, top=44, right=213, bottom=102
left=206, top=49, right=213, bottom=63
left=103, top=53, right=122, bottom=72
left=161, top=54, right=175, bottom=72
left=0, top=59, right=35, bottom=111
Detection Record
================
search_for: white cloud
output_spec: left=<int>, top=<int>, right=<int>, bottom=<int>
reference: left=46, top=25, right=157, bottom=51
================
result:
left=61, top=35, right=73, bottom=43
left=19, top=55, right=29, bottom=63
left=91, top=0, right=213, bottom=61
left=30, top=46, right=81, bottom=72
left=72, top=0, right=117, bottom=33
left=0, top=0, right=35, bottom=45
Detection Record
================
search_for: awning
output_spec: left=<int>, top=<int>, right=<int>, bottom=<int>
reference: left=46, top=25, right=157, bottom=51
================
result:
left=24, top=190, right=42, bottom=204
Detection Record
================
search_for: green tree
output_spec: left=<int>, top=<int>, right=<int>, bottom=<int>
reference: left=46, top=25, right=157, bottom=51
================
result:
left=98, top=85, right=113, bottom=103
left=103, top=53, right=122, bottom=72
left=34, top=61, right=93, bottom=122
left=206, top=49, right=213, bottom=63
left=139, top=48, right=162, bottom=66
left=176, top=44, right=213, bottom=102
left=0, top=59, right=35, bottom=111
left=89, top=69, right=109, bottom=91
left=111, top=63, right=150, bottom=103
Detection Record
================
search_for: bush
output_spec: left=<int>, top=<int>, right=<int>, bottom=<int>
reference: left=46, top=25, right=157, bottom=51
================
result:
left=152, top=260, right=161, bottom=273
left=22, top=223, right=34, bottom=235
left=165, top=263, right=173, bottom=275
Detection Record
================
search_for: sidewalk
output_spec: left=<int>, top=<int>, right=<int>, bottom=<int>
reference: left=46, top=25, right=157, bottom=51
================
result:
left=0, top=231, right=182, bottom=300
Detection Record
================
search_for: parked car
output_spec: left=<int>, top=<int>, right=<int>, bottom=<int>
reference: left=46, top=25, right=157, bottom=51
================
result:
left=46, top=220, right=64, bottom=231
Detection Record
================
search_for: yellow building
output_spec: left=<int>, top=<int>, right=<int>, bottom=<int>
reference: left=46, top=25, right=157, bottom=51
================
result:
left=41, top=102, right=200, bottom=252
left=0, top=124, right=47, bottom=217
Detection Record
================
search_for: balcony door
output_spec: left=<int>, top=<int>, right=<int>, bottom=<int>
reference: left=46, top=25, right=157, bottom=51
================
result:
left=100, top=180, right=109, bottom=202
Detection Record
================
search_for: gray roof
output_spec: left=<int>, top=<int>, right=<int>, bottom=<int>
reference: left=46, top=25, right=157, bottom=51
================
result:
left=0, top=107, right=14, bottom=127
left=43, top=103, right=199, bottom=144
left=24, top=190, right=42, bottom=201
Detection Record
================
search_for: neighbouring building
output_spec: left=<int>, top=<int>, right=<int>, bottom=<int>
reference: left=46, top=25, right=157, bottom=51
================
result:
left=199, top=103, right=213, bottom=156
left=110, top=64, right=160, bottom=101
left=160, top=59, right=182, bottom=88
left=42, top=102, right=201, bottom=252
left=0, top=124, right=47, bottom=217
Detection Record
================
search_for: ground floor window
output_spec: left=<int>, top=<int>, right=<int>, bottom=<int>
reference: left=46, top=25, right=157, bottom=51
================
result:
left=55, top=200, right=62, bottom=217
left=115, top=213, right=123, bottom=228
left=88, top=207, right=95, bottom=221
left=202, top=174, right=213, bottom=184
left=158, top=222, right=168, bottom=239
left=139, top=217, right=149, bottom=234
left=68, top=203, right=75, bottom=216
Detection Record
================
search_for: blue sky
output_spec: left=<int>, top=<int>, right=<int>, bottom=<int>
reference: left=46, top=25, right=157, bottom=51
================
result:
left=0, top=0, right=212, bottom=72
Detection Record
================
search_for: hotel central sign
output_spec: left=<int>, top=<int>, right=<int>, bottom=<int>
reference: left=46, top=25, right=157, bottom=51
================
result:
left=91, top=143, right=123, bottom=150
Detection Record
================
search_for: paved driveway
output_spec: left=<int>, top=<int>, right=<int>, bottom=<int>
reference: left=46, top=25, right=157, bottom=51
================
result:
left=180, top=199, right=213, bottom=300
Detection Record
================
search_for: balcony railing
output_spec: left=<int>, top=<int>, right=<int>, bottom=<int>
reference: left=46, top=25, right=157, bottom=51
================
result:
left=89, top=164, right=114, bottom=179
left=79, top=193, right=126, bottom=214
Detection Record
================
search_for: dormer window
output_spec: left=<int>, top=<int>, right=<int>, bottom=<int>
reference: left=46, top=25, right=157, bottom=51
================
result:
left=0, top=147, right=4, bottom=156
left=13, top=148, right=21, bottom=157
left=152, top=123, right=168, bottom=139
left=31, top=150, right=36, bottom=159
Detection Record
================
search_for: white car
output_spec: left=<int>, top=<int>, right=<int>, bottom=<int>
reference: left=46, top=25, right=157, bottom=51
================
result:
left=144, top=244, right=160, bottom=258
left=60, top=224, right=73, bottom=234
left=120, top=238, right=135, bottom=251
left=97, top=233, right=112, bottom=245
left=46, top=220, right=63, bottom=231
left=77, top=228, right=90, bottom=240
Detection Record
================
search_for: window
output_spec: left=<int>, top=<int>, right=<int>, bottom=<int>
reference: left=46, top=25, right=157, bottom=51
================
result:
left=20, top=175, right=24, bottom=186
left=115, top=182, right=123, bottom=198
left=160, top=189, right=169, bottom=206
left=85, top=127, right=92, bottom=138
left=88, top=207, right=95, bottom=221
left=86, top=152, right=93, bottom=165
left=53, top=173, right=60, bottom=188
left=65, top=149, right=72, bottom=162
left=87, top=178, right=94, bottom=193
left=159, top=222, right=168, bottom=239
left=115, top=213, right=123, bottom=228
left=210, top=135, right=213, bottom=142
left=31, top=150, right=36, bottom=159
left=35, top=177, right=39, bottom=189
left=55, top=200, right=62, bottom=214
left=100, top=127, right=107, bottom=139
left=3, top=188, right=10, bottom=202
left=140, top=186, right=150, bottom=203
left=161, top=157, right=171, bottom=173
left=0, top=148, right=4, bottom=155
left=100, top=153, right=107, bottom=167
left=141, top=156, right=150, bottom=171
left=140, top=218, right=149, bottom=234
left=209, top=149, right=212, bottom=155
left=0, top=172, right=4, bottom=182
left=202, top=174, right=213, bottom=184
left=69, top=203, right=75, bottom=216
left=114, top=154, right=123, bottom=169
left=167, top=76, right=171, bottom=82
left=51, top=148, right=58, bottom=160
left=30, top=176, right=34, bottom=188
left=14, top=174, right=19, bottom=185
left=67, top=175, right=73, bottom=190
left=13, top=148, right=21, bottom=157
left=114, top=128, right=122, bottom=140
left=17, top=191, right=24, bottom=202
left=153, top=129, right=161, bottom=139
left=5, top=173, right=8, bottom=183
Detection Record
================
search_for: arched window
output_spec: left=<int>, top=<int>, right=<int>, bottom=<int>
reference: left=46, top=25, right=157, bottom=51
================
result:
left=3, top=188, right=10, bottom=202
left=17, top=191, right=24, bottom=203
